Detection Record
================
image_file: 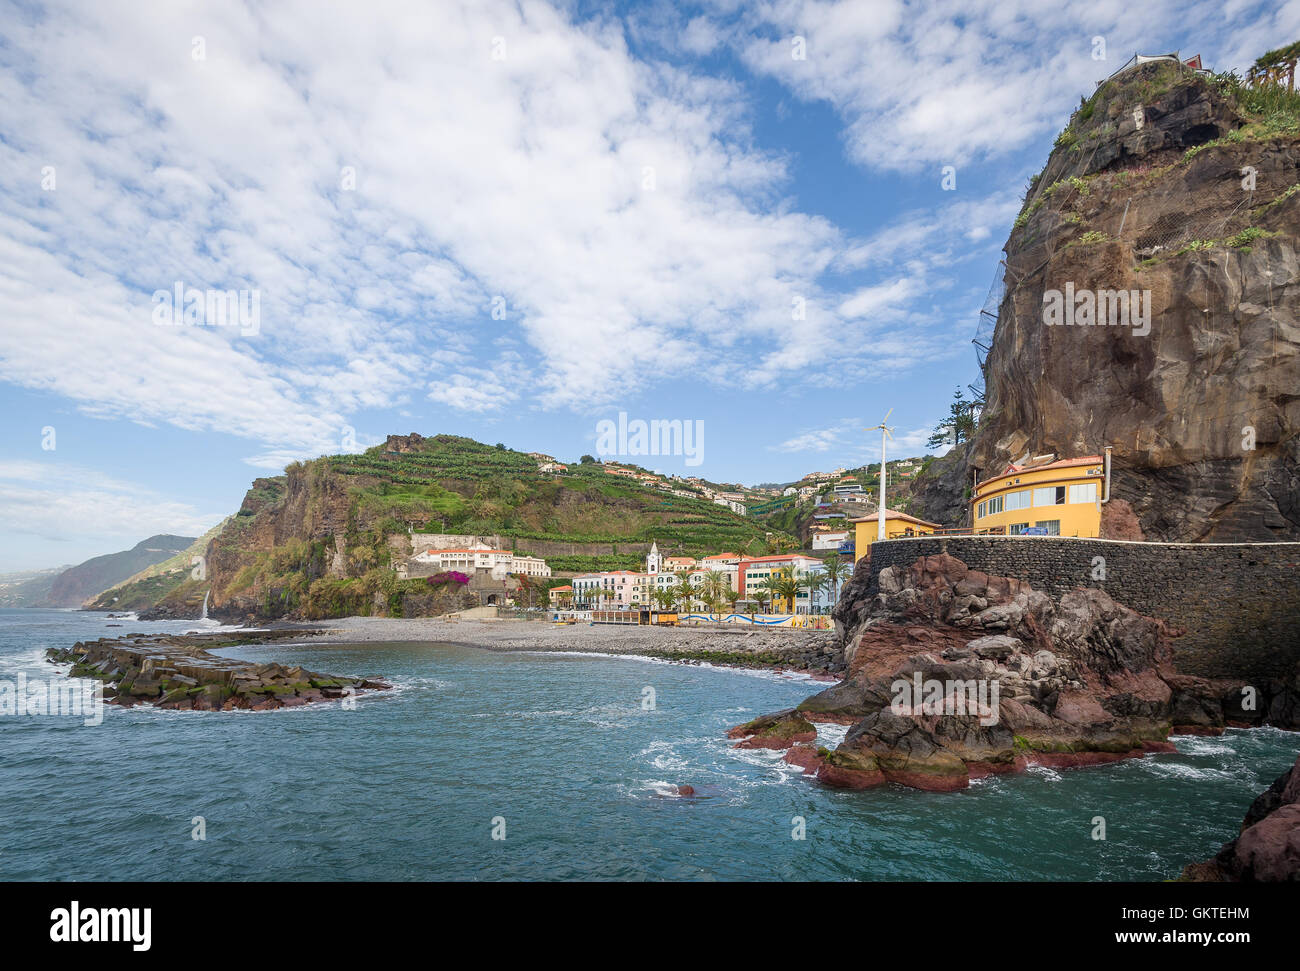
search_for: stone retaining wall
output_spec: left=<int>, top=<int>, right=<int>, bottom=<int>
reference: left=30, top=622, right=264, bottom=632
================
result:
left=859, top=536, right=1300, bottom=680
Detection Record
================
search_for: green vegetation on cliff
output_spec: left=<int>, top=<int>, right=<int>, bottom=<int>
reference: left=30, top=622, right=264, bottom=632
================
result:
left=205, top=433, right=790, bottom=620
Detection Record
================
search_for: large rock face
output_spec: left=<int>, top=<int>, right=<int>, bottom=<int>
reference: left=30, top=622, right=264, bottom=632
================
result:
left=734, top=551, right=1298, bottom=794
left=908, top=443, right=971, bottom=529
left=968, top=60, right=1299, bottom=541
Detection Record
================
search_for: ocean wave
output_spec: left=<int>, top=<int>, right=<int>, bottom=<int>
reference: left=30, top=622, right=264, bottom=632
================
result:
left=1171, top=737, right=1235, bottom=757
left=512, top=649, right=825, bottom=685
left=815, top=722, right=850, bottom=747
left=1138, top=761, right=1235, bottom=782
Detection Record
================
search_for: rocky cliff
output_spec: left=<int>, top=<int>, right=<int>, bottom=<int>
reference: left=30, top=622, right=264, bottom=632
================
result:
left=732, top=550, right=1298, bottom=794
left=946, top=60, right=1299, bottom=541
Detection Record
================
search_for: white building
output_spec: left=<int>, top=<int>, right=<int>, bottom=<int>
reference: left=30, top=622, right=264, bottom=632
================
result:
left=413, top=543, right=551, bottom=578
left=571, top=571, right=649, bottom=608
left=811, top=529, right=851, bottom=550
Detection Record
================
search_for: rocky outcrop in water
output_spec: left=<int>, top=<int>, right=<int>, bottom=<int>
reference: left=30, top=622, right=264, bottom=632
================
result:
left=46, top=630, right=389, bottom=711
left=1181, top=753, right=1300, bottom=881
left=733, top=552, right=1297, bottom=792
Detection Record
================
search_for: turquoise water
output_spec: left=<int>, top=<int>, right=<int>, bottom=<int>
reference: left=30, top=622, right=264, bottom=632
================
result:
left=1, top=608, right=1296, bottom=881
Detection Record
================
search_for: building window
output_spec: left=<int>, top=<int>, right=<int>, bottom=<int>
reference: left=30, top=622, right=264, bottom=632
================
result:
left=1005, top=489, right=1032, bottom=511
left=1034, top=520, right=1061, bottom=535
left=1033, top=486, right=1065, bottom=506
left=987, top=496, right=1004, bottom=514
left=1008, top=522, right=1031, bottom=534
left=977, top=501, right=986, bottom=519
left=1067, top=482, right=1098, bottom=504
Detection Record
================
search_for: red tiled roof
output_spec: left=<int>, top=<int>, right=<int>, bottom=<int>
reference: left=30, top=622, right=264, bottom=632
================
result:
left=982, top=455, right=1103, bottom=486
left=848, top=509, right=942, bottom=528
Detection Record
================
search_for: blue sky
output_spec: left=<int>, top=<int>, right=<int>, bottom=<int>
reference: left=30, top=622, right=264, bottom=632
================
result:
left=1, top=0, right=1294, bottom=570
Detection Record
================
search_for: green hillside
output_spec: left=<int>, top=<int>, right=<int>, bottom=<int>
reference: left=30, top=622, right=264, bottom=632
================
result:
left=205, top=433, right=795, bottom=621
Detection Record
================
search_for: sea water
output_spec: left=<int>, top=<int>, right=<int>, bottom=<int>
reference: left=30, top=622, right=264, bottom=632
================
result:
left=1, top=608, right=1295, bottom=881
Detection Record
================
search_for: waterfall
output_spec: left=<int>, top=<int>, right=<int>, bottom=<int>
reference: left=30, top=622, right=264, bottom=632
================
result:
left=200, top=589, right=210, bottom=621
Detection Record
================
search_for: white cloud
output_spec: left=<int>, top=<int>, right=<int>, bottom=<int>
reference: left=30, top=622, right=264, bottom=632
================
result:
left=0, top=460, right=222, bottom=544
left=772, top=418, right=860, bottom=453
left=725, top=0, right=1288, bottom=172
left=839, top=277, right=922, bottom=319
left=0, top=0, right=851, bottom=448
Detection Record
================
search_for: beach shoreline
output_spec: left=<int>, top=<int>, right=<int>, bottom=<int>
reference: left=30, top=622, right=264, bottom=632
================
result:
left=278, top=615, right=845, bottom=676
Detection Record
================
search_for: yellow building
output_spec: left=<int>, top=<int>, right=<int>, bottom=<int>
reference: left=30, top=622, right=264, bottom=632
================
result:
left=970, top=455, right=1104, bottom=537
left=849, top=510, right=941, bottom=562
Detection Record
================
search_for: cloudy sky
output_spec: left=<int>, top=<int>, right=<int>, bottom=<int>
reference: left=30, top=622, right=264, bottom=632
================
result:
left=0, top=0, right=1293, bottom=569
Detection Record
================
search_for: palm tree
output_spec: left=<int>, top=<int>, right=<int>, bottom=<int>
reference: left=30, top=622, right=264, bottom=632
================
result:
left=652, top=587, right=676, bottom=614
left=820, top=553, right=849, bottom=606
left=803, top=571, right=827, bottom=614
left=702, top=571, right=729, bottom=621
left=725, top=588, right=741, bottom=616
left=671, top=571, right=696, bottom=614
left=771, top=571, right=808, bottom=615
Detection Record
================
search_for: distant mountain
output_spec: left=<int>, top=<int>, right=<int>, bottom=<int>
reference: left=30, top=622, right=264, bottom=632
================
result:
left=0, top=566, right=72, bottom=607
left=89, top=522, right=229, bottom=613
left=40, top=534, right=197, bottom=607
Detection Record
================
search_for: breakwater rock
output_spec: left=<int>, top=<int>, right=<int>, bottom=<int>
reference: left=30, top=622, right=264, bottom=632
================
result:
left=734, top=553, right=1295, bottom=793
left=46, top=629, right=390, bottom=711
left=1182, top=753, right=1300, bottom=882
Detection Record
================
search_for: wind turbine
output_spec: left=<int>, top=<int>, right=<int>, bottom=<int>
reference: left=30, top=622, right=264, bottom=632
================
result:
left=867, top=410, right=894, bottom=542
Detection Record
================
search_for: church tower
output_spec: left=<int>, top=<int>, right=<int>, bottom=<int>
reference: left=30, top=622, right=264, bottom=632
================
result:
left=646, top=541, right=661, bottom=576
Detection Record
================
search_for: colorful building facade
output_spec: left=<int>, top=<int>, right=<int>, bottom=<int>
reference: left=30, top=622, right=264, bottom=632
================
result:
left=849, top=510, right=941, bottom=562
left=970, top=455, right=1104, bottom=537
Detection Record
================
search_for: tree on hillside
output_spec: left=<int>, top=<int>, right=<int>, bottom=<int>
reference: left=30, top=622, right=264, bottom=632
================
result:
left=1248, top=41, right=1299, bottom=89
left=580, top=454, right=596, bottom=464
left=927, top=388, right=979, bottom=450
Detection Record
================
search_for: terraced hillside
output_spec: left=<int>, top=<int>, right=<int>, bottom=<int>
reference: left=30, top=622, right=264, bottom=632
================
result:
left=201, top=433, right=788, bottom=622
